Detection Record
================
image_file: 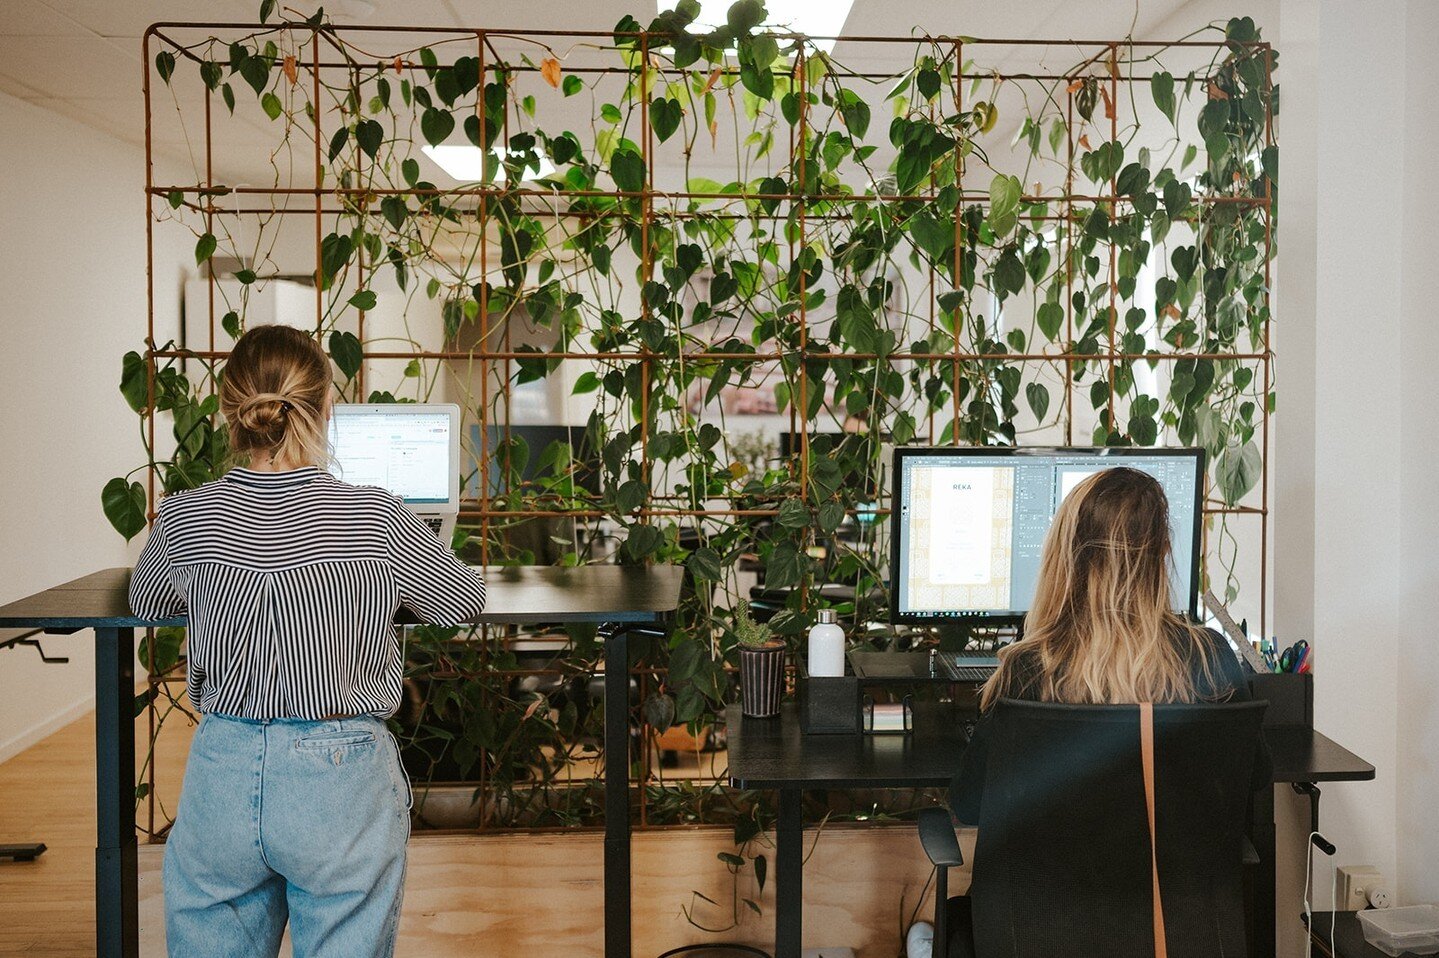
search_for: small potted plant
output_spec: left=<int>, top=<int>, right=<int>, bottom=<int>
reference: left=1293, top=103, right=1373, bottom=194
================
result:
left=735, top=601, right=786, bottom=718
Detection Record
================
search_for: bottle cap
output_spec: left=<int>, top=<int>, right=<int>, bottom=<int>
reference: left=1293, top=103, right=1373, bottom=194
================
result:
left=817, top=609, right=837, bottom=625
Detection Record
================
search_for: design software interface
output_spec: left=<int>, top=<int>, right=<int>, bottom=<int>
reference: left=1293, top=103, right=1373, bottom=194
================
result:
left=893, top=450, right=1200, bottom=620
left=329, top=411, right=452, bottom=503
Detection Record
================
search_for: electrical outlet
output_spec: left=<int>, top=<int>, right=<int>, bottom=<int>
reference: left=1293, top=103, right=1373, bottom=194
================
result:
left=1338, top=866, right=1386, bottom=910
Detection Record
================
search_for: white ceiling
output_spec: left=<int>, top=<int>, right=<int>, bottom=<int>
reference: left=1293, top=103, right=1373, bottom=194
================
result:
left=0, top=0, right=1207, bottom=184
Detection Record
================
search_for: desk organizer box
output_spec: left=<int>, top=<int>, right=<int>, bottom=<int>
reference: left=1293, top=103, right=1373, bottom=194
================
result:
left=798, top=651, right=955, bottom=735
left=1358, top=905, right=1439, bottom=957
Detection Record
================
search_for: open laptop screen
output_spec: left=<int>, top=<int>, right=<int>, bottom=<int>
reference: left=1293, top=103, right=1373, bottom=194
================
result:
left=329, top=407, right=453, bottom=504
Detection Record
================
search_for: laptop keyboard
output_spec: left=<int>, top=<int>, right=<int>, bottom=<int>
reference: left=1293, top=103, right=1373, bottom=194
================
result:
left=423, top=517, right=444, bottom=535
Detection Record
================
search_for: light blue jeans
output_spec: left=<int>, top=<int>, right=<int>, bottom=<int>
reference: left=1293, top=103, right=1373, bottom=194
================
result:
left=164, top=713, right=411, bottom=958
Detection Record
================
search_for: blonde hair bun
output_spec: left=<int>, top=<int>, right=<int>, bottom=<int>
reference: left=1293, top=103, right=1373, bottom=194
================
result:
left=220, top=326, right=332, bottom=468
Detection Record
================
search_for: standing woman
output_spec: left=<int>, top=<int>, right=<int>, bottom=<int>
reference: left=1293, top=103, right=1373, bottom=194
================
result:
left=129, top=325, right=485, bottom=958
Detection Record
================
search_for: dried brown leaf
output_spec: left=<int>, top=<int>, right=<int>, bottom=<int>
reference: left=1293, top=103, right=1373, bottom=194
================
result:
left=540, top=57, right=562, bottom=89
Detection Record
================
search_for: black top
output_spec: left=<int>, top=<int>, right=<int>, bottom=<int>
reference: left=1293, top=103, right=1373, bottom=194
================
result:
left=950, top=627, right=1275, bottom=823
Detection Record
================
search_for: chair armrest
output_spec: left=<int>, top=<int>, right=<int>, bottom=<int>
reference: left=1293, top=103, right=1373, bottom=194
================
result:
left=918, top=807, right=964, bottom=868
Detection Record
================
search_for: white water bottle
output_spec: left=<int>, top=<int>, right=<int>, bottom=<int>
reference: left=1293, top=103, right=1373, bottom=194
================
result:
left=807, top=608, right=846, bottom=677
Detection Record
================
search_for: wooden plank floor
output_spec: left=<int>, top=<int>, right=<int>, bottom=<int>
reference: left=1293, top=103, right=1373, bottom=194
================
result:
left=0, top=703, right=193, bottom=957
left=0, top=706, right=965, bottom=957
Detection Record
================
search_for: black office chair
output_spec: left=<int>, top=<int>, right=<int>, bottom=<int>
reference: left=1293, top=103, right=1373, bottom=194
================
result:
left=918, top=698, right=1267, bottom=958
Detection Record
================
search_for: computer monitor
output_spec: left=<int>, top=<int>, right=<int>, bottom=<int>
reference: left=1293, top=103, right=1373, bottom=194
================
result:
left=889, top=447, right=1204, bottom=624
left=473, top=424, right=602, bottom=497
left=328, top=404, right=461, bottom=508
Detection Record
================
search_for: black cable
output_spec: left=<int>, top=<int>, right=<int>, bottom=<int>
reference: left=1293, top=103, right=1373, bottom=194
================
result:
left=653, top=945, right=772, bottom=958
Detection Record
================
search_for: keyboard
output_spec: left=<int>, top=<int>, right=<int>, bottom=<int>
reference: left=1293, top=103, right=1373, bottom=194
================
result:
left=945, top=653, right=1000, bottom=683
left=423, top=517, right=444, bottom=535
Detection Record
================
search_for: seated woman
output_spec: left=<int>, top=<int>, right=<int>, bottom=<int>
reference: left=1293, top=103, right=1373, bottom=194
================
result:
left=942, top=466, right=1271, bottom=958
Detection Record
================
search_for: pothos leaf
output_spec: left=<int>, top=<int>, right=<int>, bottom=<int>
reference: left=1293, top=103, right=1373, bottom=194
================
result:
left=102, top=478, right=147, bottom=541
left=328, top=330, right=363, bottom=379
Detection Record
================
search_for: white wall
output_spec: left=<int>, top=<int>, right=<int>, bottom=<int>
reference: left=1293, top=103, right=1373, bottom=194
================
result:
left=1276, top=0, right=1439, bottom=920
left=1395, top=0, right=1439, bottom=908
left=0, top=90, right=186, bottom=761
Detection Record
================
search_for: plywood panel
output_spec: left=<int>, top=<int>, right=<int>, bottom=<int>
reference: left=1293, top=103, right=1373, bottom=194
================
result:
left=140, top=825, right=976, bottom=957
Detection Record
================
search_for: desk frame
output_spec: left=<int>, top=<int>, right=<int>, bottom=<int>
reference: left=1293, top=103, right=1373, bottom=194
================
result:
left=728, top=704, right=1375, bottom=958
left=0, top=566, right=682, bottom=958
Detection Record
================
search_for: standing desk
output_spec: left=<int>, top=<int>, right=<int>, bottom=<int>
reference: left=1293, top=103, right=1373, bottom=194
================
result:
left=0, top=564, right=684, bottom=958
left=727, top=702, right=1374, bottom=958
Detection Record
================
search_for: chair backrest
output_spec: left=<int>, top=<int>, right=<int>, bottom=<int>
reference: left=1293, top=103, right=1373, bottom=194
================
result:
left=970, top=698, right=1266, bottom=958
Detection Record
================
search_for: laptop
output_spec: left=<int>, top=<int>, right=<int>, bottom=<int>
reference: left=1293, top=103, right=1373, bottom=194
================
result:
left=328, top=403, right=461, bottom=541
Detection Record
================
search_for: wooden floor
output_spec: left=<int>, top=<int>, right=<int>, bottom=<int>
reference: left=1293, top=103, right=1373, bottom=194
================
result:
left=0, top=705, right=192, bottom=957
left=0, top=706, right=963, bottom=957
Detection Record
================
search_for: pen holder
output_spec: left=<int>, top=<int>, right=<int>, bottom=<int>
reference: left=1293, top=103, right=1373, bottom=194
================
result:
left=798, top=661, right=861, bottom=734
left=1247, top=671, right=1313, bottom=727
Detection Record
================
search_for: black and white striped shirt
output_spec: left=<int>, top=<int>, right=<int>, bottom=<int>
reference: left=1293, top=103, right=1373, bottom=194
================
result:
left=128, top=466, right=485, bottom=719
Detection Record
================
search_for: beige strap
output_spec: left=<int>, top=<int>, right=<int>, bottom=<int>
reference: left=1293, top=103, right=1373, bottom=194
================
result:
left=1140, top=702, right=1167, bottom=958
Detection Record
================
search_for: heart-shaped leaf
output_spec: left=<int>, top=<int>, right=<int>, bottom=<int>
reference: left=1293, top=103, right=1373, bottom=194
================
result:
left=610, top=148, right=645, bottom=193
left=988, top=173, right=1022, bottom=237
left=102, top=478, right=147, bottom=541
left=194, top=233, right=217, bottom=266
left=420, top=107, right=454, bottom=147
left=1037, top=301, right=1063, bottom=340
left=651, top=97, right=682, bottom=143
left=1026, top=382, right=1051, bottom=422
left=356, top=119, right=383, bottom=158
left=1151, top=70, right=1176, bottom=124
left=380, top=195, right=407, bottom=230
left=328, top=330, right=363, bottom=380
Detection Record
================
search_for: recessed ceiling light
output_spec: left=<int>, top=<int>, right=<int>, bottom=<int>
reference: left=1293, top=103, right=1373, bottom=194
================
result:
left=421, top=145, right=556, bottom=183
left=689, top=0, right=856, bottom=54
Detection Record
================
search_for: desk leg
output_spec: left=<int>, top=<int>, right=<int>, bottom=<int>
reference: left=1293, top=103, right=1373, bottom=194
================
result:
left=95, top=626, right=137, bottom=958
left=775, top=788, right=803, bottom=958
left=1250, top=784, right=1277, bottom=958
left=603, top=625, right=631, bottom=958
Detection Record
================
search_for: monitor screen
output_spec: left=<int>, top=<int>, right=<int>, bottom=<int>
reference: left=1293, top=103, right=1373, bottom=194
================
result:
left=890, top=447, right=1203, bottom=623
left=329, top=408, right=454, bottom=504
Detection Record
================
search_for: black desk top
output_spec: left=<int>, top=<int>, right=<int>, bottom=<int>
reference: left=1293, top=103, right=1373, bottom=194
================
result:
left=726, top=705, right=1375, bottom=789
left=1266, top=725, right=1375, bottom=783
left=0, top=565, right=685, bottom=631
left=727, top=703, right=968, bottom=790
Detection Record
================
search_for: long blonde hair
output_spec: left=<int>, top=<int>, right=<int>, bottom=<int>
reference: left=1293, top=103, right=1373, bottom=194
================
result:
left=219, top=325, right=331, bottom=468
left=979, top=466, right=1215, bottom=709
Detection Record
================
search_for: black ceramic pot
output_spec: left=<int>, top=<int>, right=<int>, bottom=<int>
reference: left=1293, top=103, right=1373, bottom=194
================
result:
left=738, top=642, right=786, bottom=718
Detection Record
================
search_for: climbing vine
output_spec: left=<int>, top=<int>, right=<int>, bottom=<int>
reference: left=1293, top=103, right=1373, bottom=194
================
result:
left=111, top=3, right=1276, bottom=835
